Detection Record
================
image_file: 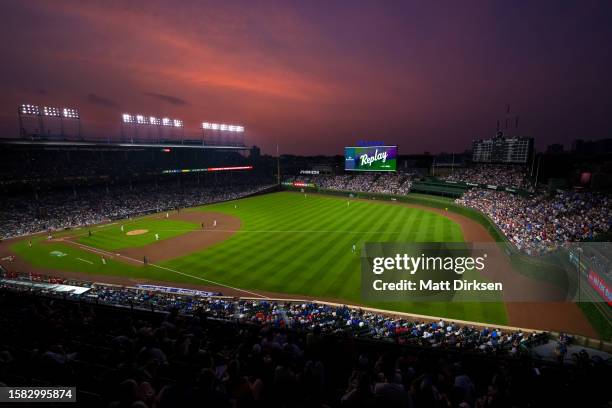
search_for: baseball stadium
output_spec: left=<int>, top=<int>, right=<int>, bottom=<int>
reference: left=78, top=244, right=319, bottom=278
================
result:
left=3, top=182, right=606, bottom=335
left=1, top=1, right=611, bottom=407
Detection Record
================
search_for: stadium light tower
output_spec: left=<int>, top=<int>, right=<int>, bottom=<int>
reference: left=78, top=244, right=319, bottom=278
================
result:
left=61, top=107, right=81, bottom=140
left=42, top=106, right=61, bottom=117
left=121, top=113, right=135, bottom=143
left=201, top=121, right=245, bottom=146
left=173, top=119, right=184, bottom=142
left=41, top=106, right=62, bottom=138
left=149, top=116, right=162, bottom=142
left=18, top=104, right=42, bottom=138
left=18, top=104, right=81, bottom=139
left=121, top=113, right=183, bottom=143
left=62, top=108, right=80, bottom=119
left=136, top=114, right=147, bottom=125
left=135, top=114, right=147, bottom=143
left=202, top=122, right=245, bottom=132
left=161, top=117, right=173, bottom=142
left=20, top=104, right=41, bottom=116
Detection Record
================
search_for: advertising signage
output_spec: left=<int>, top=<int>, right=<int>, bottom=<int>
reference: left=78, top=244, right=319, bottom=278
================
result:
left=345, top=146, right=397, bottom=172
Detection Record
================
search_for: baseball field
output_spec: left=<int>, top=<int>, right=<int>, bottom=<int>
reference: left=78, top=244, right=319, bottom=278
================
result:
left=1, top=191, right=599, bottom=336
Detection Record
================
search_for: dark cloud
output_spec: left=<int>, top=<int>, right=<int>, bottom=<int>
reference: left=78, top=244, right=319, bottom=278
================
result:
left=142, top=92, right=188, bottom=106
left=87, top=93, right=119, bottom=108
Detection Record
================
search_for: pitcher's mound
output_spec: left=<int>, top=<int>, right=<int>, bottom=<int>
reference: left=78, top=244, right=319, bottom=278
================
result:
left=126, top=229, right=148, bottom=236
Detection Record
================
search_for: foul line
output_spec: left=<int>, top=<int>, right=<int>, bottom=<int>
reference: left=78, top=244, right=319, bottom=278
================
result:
left=66, top=240, right=268, bottom=299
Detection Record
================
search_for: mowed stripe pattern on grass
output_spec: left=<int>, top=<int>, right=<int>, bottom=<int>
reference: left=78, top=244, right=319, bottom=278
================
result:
left=10, top=192, right=508, bottom=325
left=163, top=192, right=508, bottom=324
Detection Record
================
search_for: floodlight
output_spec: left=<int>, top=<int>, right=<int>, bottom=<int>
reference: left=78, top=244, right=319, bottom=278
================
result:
left=62, top=107, right=79, bottom=119
left=136, top=115, right=146, bottom=124
left=122, top=113, right=135, bottom=123
left=162, top=117, right=172, bottom=126
left=20, top=104, right=41, bottom=115
left=173, top=119, right=183, bottom=128
left=42, top=106, right=61, bottom=117
left=201, top=121, right=245, bottom=132
left=149, top=116, right=161, bottom=126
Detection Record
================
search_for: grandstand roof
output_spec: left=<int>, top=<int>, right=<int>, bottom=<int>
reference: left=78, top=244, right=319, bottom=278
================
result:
left=0, top=139, right=250, bottom=150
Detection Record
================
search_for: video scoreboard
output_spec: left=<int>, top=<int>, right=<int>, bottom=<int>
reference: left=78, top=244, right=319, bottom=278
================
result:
left=345, top=146, right=397, bottom=172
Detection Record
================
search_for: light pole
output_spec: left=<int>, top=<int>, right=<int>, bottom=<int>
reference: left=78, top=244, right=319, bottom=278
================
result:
left=276, top=139, right=281, bottom=186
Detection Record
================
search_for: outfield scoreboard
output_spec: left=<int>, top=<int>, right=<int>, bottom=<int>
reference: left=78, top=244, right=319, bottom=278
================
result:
left=345, top=146, right=397, bottom=172
left=472, top=133, right=533, bottom=164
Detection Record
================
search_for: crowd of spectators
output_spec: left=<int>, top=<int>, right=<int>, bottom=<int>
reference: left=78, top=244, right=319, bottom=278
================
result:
left=312, top=175, right=350, bottom=191
left=442, top=165, right=533, bottom=191
left=0, top=270, right=546, bottom=354
left=456, top=189, right=612, bottom=254
left=0, top=178, right=276, bottom=239
left=367, top=173, right=412, bottom=195
left=1, top=271, right=609, bottom=408
left=287, top=173, right=413, bottom=195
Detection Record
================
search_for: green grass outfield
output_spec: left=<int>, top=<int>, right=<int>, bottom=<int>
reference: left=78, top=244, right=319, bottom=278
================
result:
left=11, top=191, right=508, bottom=325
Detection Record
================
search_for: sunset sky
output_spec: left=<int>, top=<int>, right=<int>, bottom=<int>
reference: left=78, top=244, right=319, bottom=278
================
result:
left=1, top=0, right=610, bottom=155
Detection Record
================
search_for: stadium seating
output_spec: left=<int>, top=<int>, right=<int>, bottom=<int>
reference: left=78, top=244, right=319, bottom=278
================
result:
left=0, top=178, right=276, bottom=239
left=441, top=164, right=533, bottom=191
left=457, top=189, right=612, bottom=254
left=1, top=272, right=609, bottom=408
